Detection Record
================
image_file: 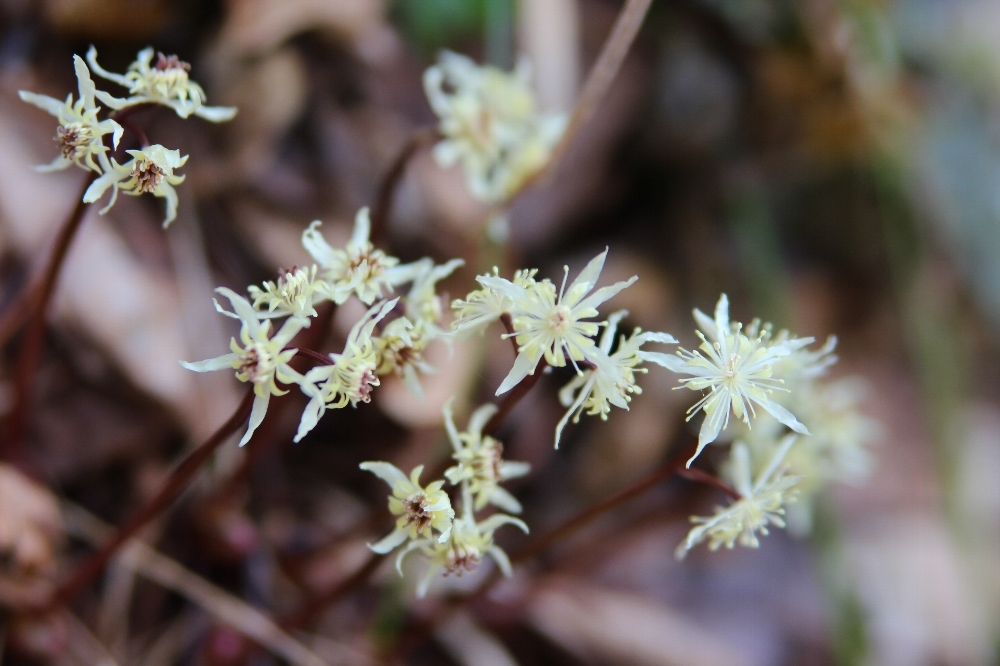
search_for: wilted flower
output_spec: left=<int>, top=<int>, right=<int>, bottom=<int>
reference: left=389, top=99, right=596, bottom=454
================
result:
left=303, top=208, right=423, bottom=305
left=424, top=51, right=566, bottom=203
left=395, top=511, right=527, bottom=598
left=555, top=310, right=677, bottom=447
left=359, top=462, right=454, bottom=554
left=180, top=288, right=306, bottom=446
left=676, top=435, right=800, bottom=559
left=87, top=46, right=236, bottom=122
left=480, top=249, right=636, bottom=395
left=294, top=299, right=396, bottom=441
left=660, top=294, right=811, bottom=466
left=19, top=55, right=123, bottom=174
left=442, top=398, right=530, bottom=512
left=248, top=265, right=326, bottom=323
left=83, top=144, right=188, bottom=227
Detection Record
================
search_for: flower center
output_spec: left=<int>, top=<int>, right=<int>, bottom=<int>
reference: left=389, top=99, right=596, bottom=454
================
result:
left=547, top=305, right=573, bottom=333
left=237, top=343, right=275, bottom=384
left=403, top=495, right=432, bottom=531
left=55, top=123, right=92, bottom=159
left=131, top=159, right=165, bottom=193
left=445, top=541, right=482, bottom=575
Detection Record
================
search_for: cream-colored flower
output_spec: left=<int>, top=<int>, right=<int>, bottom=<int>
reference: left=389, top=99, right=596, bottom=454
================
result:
left=302, top=208, right=424, bottom=305
left=403, top=258, right=464, bottom=336
left=374, top=317, right=435, bottom=397
left=83, top=144, right=188, bottom=227
left=180, top=288, right=306, bottom=446
left=450, top=267, right=538, bottom=339
left=660, top=294, right=811, bottom=466
left=395, top=511, right=527, bottom=598
left=676, top=435, right=800, bottom=559
left=480, top=249, right=636, bottom=395
left=19, top=55, right=123, bottom=174
left=87, top=46, right=236, bottom=122
left=424, top=51, right=566, bottom=203
left=247, top=265, right=326, bottom=323
left=360, top=462, right=454, bottom=554
left=555, top=310, right=677, bottom=447
left=294, top=299, right=396, bottom=441
left=442, top=399, right=530, bottom=512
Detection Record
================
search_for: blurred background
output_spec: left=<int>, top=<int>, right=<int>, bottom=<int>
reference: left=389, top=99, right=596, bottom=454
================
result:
left=0, top=0, right=998, bottom=664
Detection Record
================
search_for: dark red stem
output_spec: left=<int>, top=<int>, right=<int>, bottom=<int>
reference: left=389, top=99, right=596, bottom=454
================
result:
left=369, top=128, right=440, bottom=247
left=43, top=389, right=255, bottom=612
left=279, top=552, right=384, bottom=631
left=3, top=173, right=96, bottom=459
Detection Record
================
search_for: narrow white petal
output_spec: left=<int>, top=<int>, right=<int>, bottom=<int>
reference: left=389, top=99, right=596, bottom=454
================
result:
left=179, top=353, right=237, bottom=372
left=160, top=183, right=179, bottom=228
left=489, top=487, right=523, bottom=514
left=83, top=170, right=119, bottom=203
left=359, top=461, right=409, bottom=488
left=370, top=527, right=409, bottom=554
left=467, top=403, right=498, bottom=435
left=574, top=276, right=638, bottom=313
left=293, top=395, right=324, bottom=443
left=194, top=105, right=238, bottom=122
left=495, top=350, right=539, bottom=396
left=301, top=221, right=337, bottom=267
left=757, top=399, right=810, bottom=435
left=487, top=545, right=513, bottom=577
left=240, top=393, right=270, bottom=447
left=478, top=513, right=528, bottom=535
left=350, top=207, right=372, bottom=247
left=18, top=90, right=65, bottom=117
left=563, top=248, right=608, bottom=307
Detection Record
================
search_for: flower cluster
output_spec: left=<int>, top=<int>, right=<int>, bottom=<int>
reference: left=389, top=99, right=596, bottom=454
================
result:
left=666, top=294, right=879, bottom=557
left=181, top=207, right=465, bottom=447
left=362, top=398, right=529, bottom=597
left=451, top=249, right=678, bottom=447
left=424, top=51, right=567, bottom=204
left=20, top=47, right=235, bottom=227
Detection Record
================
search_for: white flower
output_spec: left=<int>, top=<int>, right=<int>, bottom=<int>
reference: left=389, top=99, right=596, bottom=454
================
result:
left=293, top=299, right=396, bottom=442
left=450, top=267, right=538, bottom=339
left=442, top=398, right=530, bottom=512
left=403, top=258, right=464, bottom=336
left=374, top=317, right=435, bottom=397
left=395, top=511, right=528, bottom=598
left=302, top=208, right=424, bottom=305
left=424, top=51, right=566, bottom=203
left=19, top=55, right=123, bottom=174
left=660, top=294, right=811, bottom=467
left=83, top=144, right=188, bottom=227
left=180, top=288, right=306, bottom=447
left=359, top=462, right=454, bottom=554
left=480, top=249, right=637, bottom=395
left=555, top=310, right=677, bottom=448
left=247, top=265, right=326, bottom=323
left=87, top=46, right=236, bottom=122
left=675, top=435, right=800, bottom=559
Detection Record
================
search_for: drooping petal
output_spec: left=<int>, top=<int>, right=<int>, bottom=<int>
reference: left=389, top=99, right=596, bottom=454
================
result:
left=757, top=398, right=810, bottom=436
left=487, top=545, right=514, bottom=577
left=160, top=182, right=179, bottom=228
left=370, top=526, right=410, bottom=554
left=193, top=104, right=238, bottom=122
left=690, top=393, right=730, bottom=467
left=495, top=347, right=539, bottom=396
left=240, top=393, right=270, bottom=447
left=489, top=486, right=522, bottom=514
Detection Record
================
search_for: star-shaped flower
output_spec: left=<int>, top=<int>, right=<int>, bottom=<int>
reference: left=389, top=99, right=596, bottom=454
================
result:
left=359, top=461, right=455, bottom=555
left=83, top=144, right=188, bottom=227
left=19, top=55, right=123, bottom=174
left=479, top=248, right=636, bottom=395
left=87, top=46, right=236, bottom=122
left=180, top=288, right=306, bottom=446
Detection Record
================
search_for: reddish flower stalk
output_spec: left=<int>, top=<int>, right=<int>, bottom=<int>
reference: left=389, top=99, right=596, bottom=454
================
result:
left=368, top=127, right=441, bottom=247
left=43, top=389, right=255, bottom=612
left=3, top=173, right=96, bottom=460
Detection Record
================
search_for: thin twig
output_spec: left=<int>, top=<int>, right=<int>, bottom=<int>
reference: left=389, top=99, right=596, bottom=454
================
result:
left=63, top=504, right=331, bottom=666
left=44, top=389, right=255, bottom=612
left=546, top=0, right=653, bottom=174
left=3, top=173, right=96, bottom=459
